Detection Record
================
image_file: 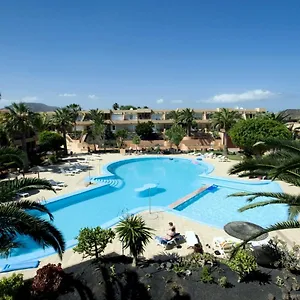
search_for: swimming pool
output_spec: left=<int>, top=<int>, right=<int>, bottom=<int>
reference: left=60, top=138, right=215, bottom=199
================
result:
left=1, top=156, right=288, bottom=265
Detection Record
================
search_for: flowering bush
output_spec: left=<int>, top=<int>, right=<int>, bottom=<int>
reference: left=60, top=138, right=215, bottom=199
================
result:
left=31, top=263, right=73, bottom=299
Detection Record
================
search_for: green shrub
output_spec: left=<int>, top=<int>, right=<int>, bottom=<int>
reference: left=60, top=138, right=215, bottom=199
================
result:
left=266, top=237, right=300, bottom=273
left=226, top=249, right=257, bottom=282
left=74, top=226, right=115, bottom=259
left=48, top=154, right=58, bottom=164
left=200, top=266, right=214, bottom=283
left=0, top=273, right=24, bottom=300
left=218, top=276, right=229, bottom=288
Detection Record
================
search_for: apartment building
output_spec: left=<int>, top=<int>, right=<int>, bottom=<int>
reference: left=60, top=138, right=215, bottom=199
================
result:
left=75, top=107, right=266, bottom=133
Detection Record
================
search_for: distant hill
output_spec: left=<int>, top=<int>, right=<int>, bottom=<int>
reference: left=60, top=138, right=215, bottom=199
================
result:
left=3, top=102, right=59, bottom=112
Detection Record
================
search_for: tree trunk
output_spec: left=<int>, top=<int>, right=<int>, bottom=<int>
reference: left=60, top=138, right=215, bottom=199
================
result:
left=62, top=130, right=68, bottom=155
left=187, top=125, right=191, bottom=137
left=21, top=134, right=29, bottom=172
left=132, top=256, right=137, bottom=267
left=223, top=131, right=228, bottom=156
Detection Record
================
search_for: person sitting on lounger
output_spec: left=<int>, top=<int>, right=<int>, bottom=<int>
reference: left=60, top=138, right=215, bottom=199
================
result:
left=155, top=227, right=178, bottom=245
left=168, top=222, right=176, bottom=232
left=165, top=226, right=176, bottom=240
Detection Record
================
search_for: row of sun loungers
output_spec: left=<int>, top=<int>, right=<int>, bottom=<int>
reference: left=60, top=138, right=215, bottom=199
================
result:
left=59, top=162, right=89, bottom=176
left=189, top=152, right=230, bottom=162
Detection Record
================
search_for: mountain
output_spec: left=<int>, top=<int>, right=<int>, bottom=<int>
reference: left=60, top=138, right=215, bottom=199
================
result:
left=3, top=102, right=59, bottom=112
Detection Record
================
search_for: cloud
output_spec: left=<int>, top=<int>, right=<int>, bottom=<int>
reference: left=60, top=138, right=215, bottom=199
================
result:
left=171, top=100, right=183, bottom=104
left=156, top=98, right=164, bottom=104
left=1, top=96, right=38, bottom=106
left=201, top=89, right=277, bottom=103
left=21, top=96, right=38, bottom=102
left=59, top=93, right=77, bottom=97
left=88, top=95, right=98, bottom=100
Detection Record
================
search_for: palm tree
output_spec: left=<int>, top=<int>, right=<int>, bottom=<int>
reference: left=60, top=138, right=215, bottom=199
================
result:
left=258, top=111, right=290, bottom=123
left=87, top=109, right=105, bottom=151
left=112, top=103, right=119, bottom=110
left=179, top=108, right=195, bottom=137
left=4, top=102, right=37, bottom=171
left=67, top=104, right=82, bottom=139
left=228, top=139, right=300, bottom=252
left=167, top=110, right=181, bottom=124
left=212, top=108, right=241, bottom=156
left=32, top=113, right=53, bottom=133
left=115, top=215, right=153, bottom=266
left=0, top=147, right=65, bottom=258
left=115, top=129, right=128, bottom=149
left=52, top=108, right=73, bottom=155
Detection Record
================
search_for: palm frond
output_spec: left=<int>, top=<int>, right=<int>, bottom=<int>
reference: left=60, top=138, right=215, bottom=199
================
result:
left=238, top=200, right=289, bottom=212
left=0, top=206, right=65, bottom=259
left=230, top=191, right=300, bottom=203
left=4, top=200, right=54, bottom=220
left=0, top=147, right=25, bottom=168
left=0, top=177, right=54, bottom=203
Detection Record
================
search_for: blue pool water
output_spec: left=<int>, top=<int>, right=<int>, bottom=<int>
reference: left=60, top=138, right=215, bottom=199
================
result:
left=175, top=185, right=288, bottom=228
left=10, top=157, right=209, bottom=259
left=3, top=156, right=288, bottom=264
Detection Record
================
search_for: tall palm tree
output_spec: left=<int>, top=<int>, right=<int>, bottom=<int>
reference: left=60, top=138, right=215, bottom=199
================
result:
left=179, top=108, right=195, bottom=137
left=87, top=109, right=105, bottom=151
left=258, top=111, right=290, bottom=124
left=212, top=108, right=241, bottom=155
left=32, top=113, right=53, bottom=133
left=52, top=108, right=73, bottom=155
left=4, top=102, right=37, bottom=171
left=228, top=139, right=300, bottom=251
left=0, top=147, right=65, bottom=258
left=67, top=104, right=82, bottom=139
left=115, top=215, right=153, bottom=266
left=112, top=103, right=119, bottom=110
left=167, top=110, right=181, bottom=124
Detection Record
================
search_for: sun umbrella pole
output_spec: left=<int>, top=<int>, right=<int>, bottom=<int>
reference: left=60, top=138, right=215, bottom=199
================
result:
left=148, top=188, right=151, bottom=214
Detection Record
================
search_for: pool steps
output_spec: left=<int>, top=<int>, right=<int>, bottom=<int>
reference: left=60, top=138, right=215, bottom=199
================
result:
left=91, top=177, right=123, bottom=188
left=169, top=184, right=217, bottom=209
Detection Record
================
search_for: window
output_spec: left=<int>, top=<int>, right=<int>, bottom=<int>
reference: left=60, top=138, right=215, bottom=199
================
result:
left=112, top=125, right=116, bottom=131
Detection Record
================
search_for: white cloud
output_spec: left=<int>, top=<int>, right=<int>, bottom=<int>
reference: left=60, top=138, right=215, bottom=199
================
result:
left=21, top=96, right=38, bottom=102
left=58, top=93, right=77, bottom=97
left=1, top=96, right=38, bottom=106
left=156, top=98, right=164, bottom=104
left=88, top=94, right=98, bottom=100
left=171, top=100, right=183, bottom=104
left=202, top=89, right=277, bottom=103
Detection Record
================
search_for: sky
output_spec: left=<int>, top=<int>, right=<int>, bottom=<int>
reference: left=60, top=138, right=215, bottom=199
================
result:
left=1, top=0, right=300, bottom=111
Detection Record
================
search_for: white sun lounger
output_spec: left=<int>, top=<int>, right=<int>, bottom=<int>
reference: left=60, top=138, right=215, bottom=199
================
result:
left=185, top=231, right=199, bottom=248
left=51, top=185, right=62, bottom=191
left=16, top=192, right=29, bottom=198
left=48, top=180, right=67, bottom=187
left=59, top=168, right=75, bottom=176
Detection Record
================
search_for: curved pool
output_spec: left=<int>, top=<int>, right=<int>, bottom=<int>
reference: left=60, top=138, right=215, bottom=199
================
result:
left=1, top=156, right=288, bottom=266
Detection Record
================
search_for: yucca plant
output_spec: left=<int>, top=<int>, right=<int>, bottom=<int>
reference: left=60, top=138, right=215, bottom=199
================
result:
left=115, top=215, right=153, bottom=266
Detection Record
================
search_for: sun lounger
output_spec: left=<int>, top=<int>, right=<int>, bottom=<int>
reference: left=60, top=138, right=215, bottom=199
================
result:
left=155, top=233, right=182, bottom=248
left=68, top=168, right=81, bottom=174
left=74, top=163, right=88, bottom=170
left=16, top=192, right=29, bottom=198
left=213, top=236, right=241, bottom=257
left=185, top=231, right=199, bottom=248
left=59, top=168, right=75, bottom=176
left=250, top=237, right=270, bottom=247
left=48, top=180, right=67, bottom=187
left=51, top=185, right=62, bottom=191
